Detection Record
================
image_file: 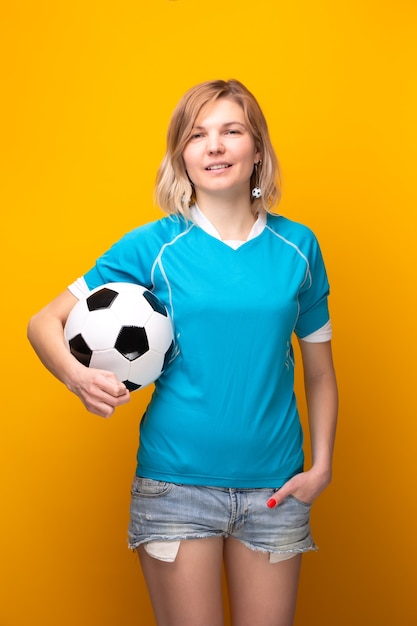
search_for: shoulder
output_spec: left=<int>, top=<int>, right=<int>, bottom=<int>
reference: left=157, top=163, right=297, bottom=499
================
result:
left=265, top=213, right=321, bottom=252
left=113, top=215, right=194, bottom=253
left=123, top=214, right=192, bottom=241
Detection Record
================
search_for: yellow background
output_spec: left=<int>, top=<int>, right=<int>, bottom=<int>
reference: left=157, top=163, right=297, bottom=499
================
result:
left=1, top=1, right=416, bottom=624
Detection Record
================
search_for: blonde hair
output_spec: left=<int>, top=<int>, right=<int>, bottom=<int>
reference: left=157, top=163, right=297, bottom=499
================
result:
left=155, top=79, right=281, bottom=217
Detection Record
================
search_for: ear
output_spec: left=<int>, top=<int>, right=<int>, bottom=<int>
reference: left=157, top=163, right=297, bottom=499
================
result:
left=254, top=145, right=262, bottom=163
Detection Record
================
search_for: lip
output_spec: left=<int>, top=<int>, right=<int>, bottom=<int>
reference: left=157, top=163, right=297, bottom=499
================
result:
left=205, top=163, right=232, bottom=171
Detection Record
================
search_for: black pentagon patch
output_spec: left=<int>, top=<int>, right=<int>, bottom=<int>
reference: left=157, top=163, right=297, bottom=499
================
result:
left=86, top=288, right=118, bottom=311
left=162, top=340, right=175, bottom=372
left=69, top=334, right=92, bottom=366
left=115, top=326, right=149, bottom=360
left=123, top=380, right=141, bottom=391
left=143, top=290, right=168, bottom=316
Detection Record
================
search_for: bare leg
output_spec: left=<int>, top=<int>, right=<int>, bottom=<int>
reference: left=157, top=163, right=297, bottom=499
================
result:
left=138, top=537, right=225, bottom=626
left=224, top=537, right=301, bottom=626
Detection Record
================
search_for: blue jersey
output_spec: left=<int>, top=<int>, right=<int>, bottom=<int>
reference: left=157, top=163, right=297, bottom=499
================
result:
left=83, top=213, right=330, bottom=488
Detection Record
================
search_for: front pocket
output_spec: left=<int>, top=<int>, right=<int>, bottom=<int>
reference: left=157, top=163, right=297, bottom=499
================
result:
left=288, top=494, right=313, bottom=508
left=131, top=476, right=174, bottom=498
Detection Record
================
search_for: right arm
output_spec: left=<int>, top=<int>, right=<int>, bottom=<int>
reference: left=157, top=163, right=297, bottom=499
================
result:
left=27, top=289, right=130, bottom=417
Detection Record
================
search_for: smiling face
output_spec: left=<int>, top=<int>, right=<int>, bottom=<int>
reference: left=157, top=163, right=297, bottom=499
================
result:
left=182, top=98, right=261, bottom=204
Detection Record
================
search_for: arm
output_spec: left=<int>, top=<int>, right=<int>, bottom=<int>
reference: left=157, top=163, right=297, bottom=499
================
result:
left=268, top=339, right=338, bottom=507
left=27, top=289, right=130, bottom=417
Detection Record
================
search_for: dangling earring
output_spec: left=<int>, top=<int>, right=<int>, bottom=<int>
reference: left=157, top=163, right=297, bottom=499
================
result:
left=251, top=160, right=262, bottom=198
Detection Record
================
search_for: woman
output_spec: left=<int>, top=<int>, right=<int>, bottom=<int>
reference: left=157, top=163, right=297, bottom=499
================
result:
left=28, top=79, right=338, bottom=626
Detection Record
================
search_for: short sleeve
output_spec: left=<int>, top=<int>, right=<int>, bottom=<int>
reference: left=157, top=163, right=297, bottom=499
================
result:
left=294, top=233, right=330, bottom=339
left=82, top=222, right=163, bottom=291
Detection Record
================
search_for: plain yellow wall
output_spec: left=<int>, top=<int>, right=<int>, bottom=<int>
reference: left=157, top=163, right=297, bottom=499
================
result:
left=1, top=1, right=416, bottom=624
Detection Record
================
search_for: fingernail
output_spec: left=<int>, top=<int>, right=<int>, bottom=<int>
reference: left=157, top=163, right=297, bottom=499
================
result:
left=267, top=498, right=276, bottom=508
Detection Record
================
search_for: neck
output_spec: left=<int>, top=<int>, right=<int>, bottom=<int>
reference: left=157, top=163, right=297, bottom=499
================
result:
left=195, top=192, right=256, bottom=241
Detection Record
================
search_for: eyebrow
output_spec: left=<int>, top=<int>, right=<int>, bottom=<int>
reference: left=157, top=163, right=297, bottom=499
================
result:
left=192, top=121, right=247, bottom=130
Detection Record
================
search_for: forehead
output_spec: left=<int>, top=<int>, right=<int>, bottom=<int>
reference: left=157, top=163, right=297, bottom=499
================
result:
left=194, top=97, right=246, bottom=126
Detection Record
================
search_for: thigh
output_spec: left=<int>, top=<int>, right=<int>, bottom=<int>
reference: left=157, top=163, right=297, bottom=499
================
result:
left=224, top=537, right=302, bottom=626
left=138, top=536, right=225, bottom=626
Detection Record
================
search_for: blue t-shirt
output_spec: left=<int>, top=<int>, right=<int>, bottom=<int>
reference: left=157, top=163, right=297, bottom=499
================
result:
left=83, top=213, right=330, bottom=488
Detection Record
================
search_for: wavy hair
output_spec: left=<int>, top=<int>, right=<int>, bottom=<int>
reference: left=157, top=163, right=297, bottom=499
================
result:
left=155, top=79, right=281, bottom=217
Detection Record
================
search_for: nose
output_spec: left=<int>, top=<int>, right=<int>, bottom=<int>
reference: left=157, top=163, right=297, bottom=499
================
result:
left=207, top=132, right=225, bottom=155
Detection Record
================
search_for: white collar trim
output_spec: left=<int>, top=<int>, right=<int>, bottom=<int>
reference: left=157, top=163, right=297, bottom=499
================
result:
left=190, top=204, right=266, bottom=250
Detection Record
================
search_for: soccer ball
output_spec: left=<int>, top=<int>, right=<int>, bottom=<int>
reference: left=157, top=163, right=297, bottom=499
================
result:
left=64, top=282, right=175, bottom=391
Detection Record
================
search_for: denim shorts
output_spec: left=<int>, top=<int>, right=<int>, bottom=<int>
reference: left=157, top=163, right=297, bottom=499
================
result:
left=128, top=477, right=317, bottom=558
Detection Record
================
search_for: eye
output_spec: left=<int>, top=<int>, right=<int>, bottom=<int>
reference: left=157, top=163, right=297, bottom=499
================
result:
left=226, top=128, right=241, bottom=135
left=189, top=130, right=205, bottom=141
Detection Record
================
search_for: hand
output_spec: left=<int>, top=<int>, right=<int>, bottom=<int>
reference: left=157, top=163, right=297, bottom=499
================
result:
left=68, top=367, right=131, bottom=418
left=266, top=468, right=332, bottom=509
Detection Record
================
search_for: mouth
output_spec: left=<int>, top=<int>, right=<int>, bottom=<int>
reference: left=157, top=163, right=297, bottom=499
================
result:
left=205, top=163, right=231, bottom=171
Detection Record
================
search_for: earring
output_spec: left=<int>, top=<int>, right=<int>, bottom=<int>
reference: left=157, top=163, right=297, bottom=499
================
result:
left=251, top=161, right=262, bottom=198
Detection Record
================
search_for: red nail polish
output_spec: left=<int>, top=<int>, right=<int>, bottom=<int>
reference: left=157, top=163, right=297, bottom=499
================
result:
left=267, top=498, right=276, bottom=508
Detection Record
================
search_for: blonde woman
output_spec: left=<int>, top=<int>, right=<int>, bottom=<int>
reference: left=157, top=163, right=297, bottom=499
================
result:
left=28, top=79, right=338, bottom=626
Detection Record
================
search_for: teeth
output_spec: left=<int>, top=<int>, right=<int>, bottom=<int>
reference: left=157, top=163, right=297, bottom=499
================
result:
left=207, top=164, right=229, bottom=170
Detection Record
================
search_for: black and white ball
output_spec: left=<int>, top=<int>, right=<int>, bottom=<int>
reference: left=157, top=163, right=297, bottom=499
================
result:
left=64, top=283, right=175, bottom=391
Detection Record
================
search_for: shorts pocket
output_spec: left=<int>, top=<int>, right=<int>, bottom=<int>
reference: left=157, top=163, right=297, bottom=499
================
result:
left=131, top=476, right=173, bottom=498
left=288, top=495, right=313, bottom=508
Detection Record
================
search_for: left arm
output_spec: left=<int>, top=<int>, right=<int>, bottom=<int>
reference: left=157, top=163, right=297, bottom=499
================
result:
left=268, top=339, right=338, bottom=507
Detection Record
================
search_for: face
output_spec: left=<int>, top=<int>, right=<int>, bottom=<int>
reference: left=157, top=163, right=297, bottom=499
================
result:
left=182, top=98, right=261, bottom=202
